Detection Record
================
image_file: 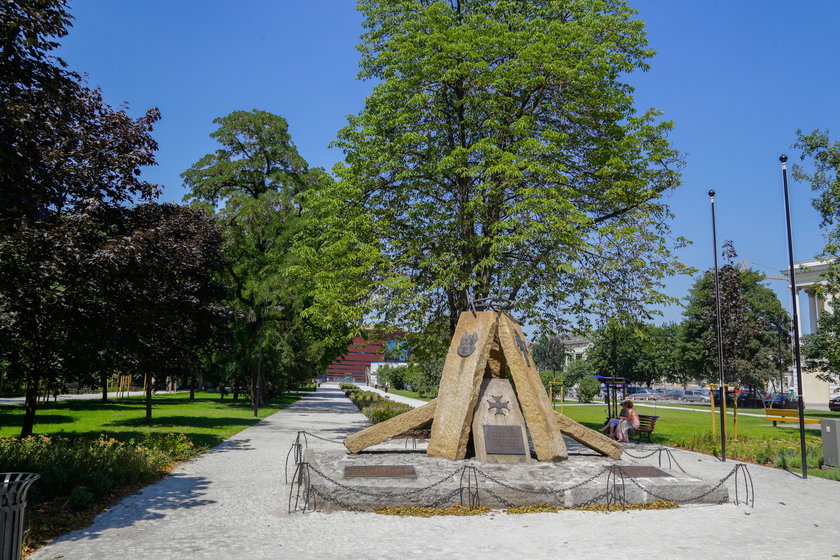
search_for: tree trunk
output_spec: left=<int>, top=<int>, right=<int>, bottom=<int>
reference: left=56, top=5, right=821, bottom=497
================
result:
left=189, top=372, right=196, bottom=401
left=20, top=377, right=39, bottom=438
left=101, top=373, right=108, bottom=402
left=144, top=372, right=153, bottom=424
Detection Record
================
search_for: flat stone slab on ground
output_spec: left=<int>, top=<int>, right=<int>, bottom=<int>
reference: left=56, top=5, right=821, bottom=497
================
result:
left=303, top=446, right=729, bottom=511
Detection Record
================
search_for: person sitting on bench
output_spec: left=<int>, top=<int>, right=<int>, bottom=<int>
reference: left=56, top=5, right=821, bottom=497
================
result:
left=599, top=401, right=628, bottom=438
left=613, top=400, right=640, bottom=443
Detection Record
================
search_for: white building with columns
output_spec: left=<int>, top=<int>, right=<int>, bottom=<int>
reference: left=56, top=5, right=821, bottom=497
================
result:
left=782, top=259, right=836, bottom=407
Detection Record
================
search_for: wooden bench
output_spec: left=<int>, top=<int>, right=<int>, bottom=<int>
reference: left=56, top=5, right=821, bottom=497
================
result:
left=629, top=414, right=659, bottom=443
left=764, top=407, right=821, bottom=427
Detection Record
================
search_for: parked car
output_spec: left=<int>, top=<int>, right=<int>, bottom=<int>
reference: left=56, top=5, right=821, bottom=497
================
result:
left=629, top=389, right=657, bottom=401
left=662, top=389, right=685, bottom=400
left=683, top=390, right=710, bottom=403
left=736, top=390, right=764, bottom=408
left=828, top=396, right=840, bottom=412
left=763, top=392, right=797, bottom=409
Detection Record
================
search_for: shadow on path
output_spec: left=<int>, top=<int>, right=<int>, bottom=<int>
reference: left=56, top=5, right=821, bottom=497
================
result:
left=50, top=475, right=216, bottom=543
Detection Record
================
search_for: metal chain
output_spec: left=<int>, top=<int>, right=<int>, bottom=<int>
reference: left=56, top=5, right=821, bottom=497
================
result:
left=308, top=485, right=360, bottom=512
left=301, top=431, right=345, bottom=445
left=620, top=447, right=688, bottom=474
left=623, top=463, right=745, bottom=505
left=578, top=490, right=610, bottom=507
left=663, top=449, right=688, bottom=474
left=474, top=465, right=609, bottom=495
left=480, top=486, right=516, bottom=508
left=621, top=449, right=662, bottom=460
left=425, top=488, right=462, bottom=508
left=306, top=463, right=462, bottom=498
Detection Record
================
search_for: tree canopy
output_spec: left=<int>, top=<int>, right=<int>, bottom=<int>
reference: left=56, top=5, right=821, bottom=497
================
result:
left=680, top=242, right=791, bottom=389
left=794, top=129, right=840, bottom=383
left=183, top=110, right=349, bottom=406
left=327, top=0, right=686, bottom=348
left=0, top=1, right=227, bottom=435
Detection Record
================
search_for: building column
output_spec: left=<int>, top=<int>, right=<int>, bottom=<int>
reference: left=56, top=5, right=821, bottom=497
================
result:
left=807, top=289, right=819, bottom=334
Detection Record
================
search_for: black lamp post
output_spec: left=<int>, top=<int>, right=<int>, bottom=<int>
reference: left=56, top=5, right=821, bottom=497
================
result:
left=779, top=154, right=809, bottom=479
left=709, top=190, right=727, bottom=460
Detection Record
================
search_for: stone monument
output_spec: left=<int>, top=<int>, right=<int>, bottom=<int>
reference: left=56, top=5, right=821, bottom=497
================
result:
left=343, top=310, right=621, bottom=461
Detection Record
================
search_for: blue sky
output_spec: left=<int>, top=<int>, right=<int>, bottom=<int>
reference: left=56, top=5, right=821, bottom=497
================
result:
left=59, top=0, right=839, bottom=325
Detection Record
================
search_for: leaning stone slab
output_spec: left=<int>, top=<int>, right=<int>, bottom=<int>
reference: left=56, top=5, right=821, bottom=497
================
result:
left=428, top=311, right=498, bottom=460
left=344, top=399, right=437, bottom=454
left=554, top=412, right=623, bottom=459
left=497, top=313, right=568, bottom=462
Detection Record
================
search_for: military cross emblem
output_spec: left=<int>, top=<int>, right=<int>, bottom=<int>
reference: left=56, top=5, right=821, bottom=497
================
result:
left=487, top=395, right=510, bottom=416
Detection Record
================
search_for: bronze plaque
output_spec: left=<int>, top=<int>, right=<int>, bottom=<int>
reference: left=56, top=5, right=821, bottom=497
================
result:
left=616, top=466, right=672, bottom=478
left=343, top=465, right=417, bottom=479
left=483, top=425, right=527, bottom=455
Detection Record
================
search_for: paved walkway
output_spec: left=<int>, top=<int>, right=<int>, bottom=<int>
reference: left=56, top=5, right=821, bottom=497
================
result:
left=31, top=384, right=840, bottom=560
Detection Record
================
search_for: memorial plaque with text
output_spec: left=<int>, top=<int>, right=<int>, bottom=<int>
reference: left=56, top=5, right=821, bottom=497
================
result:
left=616, top=466, right=672, bottom=478
left=482, top=425, right=527, bottom=455
left=343, top=465, right=417, bottom=479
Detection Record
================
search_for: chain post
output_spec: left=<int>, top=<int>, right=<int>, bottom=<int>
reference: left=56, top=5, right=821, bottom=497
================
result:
left=459, top=466, right=480, bottom=508
left=733, top=463, right=754, bottom=507
left=605, top=466, right=627, bottom=511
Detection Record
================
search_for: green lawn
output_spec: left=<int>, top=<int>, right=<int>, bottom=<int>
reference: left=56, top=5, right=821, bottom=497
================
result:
left=0, top=391, right=304, bottom=448
left=389, top=388, right=425, bottom=400
left=557, top=401, right=840, bottom=480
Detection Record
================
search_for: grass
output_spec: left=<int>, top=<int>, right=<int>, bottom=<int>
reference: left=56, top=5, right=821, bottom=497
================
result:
left=0, top=391, right=303, bottom=447
left=389, top=388, right=425, bottom=400
left=0, top=390, right=307, bottom=553
left=558, top=401, right=840, bottom=480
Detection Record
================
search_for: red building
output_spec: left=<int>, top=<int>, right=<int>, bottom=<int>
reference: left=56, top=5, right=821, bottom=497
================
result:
left=324, top=336, right=384, bottom=383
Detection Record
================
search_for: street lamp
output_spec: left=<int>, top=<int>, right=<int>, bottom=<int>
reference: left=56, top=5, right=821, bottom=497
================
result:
left=709, top=190, right=727, bottom=460
left=779, top=154, right=809, bottom=479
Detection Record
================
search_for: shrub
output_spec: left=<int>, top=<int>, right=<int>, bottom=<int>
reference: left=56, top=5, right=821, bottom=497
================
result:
left=363, top=401, right=413, bottom=424
left=0, top=433, right=196, bottom=503
left=406, top=355, right=445, bottom=398
left=68, top=486, right=95, bottom=511
left=376, top=364, right=409, bottom=390
left=347, top=390, right=384, bottom=409
left=577, top=376, right=600, bottom=403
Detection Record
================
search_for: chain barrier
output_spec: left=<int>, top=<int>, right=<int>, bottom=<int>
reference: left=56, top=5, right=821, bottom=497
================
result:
left=284, top=431, right=347, bottom=483
left=620, top=447, right=687, bottom=474
left=299, top=431, right=345, bottom=445
left=284, top=434, right=753, bottom=513
left=623, top=463, right=752, bottom=506
left=306, top=462, right=462, bottom=499
left=474, top=465, right=609, bottom=495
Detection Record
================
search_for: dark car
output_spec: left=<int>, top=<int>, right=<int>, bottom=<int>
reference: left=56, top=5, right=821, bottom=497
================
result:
left=764, top=392, right=797, bottom=409
left=736, top=391, right=764, bottom=409
left=830, top=396, right=840, bottom=412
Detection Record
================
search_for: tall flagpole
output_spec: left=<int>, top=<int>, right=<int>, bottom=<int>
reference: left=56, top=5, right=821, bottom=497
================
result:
left=709, top=190, right=727, bottom=460
left=779, top=154, right=808, bottom=478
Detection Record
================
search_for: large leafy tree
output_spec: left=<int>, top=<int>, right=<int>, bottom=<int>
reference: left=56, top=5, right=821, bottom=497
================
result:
left=0, top=1, right=229, bottom=435
left=794, top=129, right=840, bottom=382
left=183, top=110, right=347, bottom=407
left=329, top=0, right=686, bottom=349
left=586, top=319, right=665, bottom=387
left=680, top=242, right=791, bottom=390
left=0, top=0, right=159, bottom=232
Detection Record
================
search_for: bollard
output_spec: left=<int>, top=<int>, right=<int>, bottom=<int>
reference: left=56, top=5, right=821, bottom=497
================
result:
left=0, top=473, right=40, bottom=560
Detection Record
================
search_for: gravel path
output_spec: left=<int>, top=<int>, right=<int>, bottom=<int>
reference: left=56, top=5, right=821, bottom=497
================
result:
left=31, top=384, right=840, bottom=560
